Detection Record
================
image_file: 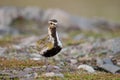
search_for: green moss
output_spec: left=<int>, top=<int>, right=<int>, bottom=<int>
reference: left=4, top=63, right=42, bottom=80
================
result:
left=0, top=75, right=19, bottom=80
left=63, top=38, right=85, bottom=46
left=0, top=36, right=14, bottom=47
left=68, top=30, right=81, bottom=38
left=0, top=35, right=28, bottom=47
left=0, top=58, right=44, bottom=70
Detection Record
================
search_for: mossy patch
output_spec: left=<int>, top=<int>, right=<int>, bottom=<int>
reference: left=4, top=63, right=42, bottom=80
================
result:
left=0, top=58, right=44, bottom=70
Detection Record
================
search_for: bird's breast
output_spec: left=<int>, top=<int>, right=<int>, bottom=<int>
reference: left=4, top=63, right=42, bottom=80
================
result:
left=42, top=46, right=62, bottom=57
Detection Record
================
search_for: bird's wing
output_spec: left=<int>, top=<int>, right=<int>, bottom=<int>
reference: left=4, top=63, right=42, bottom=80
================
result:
left=36, top=36, right=54, bottom=52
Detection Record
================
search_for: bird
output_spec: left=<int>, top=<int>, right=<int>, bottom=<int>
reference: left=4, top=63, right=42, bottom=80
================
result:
left=33, top=19, right=62, bottom=57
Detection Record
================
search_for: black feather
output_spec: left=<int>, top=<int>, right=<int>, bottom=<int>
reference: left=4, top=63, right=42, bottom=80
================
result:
left=42, top=46, right=62, bottom=57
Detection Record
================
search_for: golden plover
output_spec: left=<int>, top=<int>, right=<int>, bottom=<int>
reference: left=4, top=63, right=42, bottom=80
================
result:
left=35, top=19, right=62, bottom=57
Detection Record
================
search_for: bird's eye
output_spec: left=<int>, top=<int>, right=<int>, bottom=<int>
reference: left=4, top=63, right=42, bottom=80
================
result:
left=50, top=23, right=53, bottom=25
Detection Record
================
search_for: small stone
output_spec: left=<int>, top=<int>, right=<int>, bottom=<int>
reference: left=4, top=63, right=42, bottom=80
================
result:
left=42, top=72, right=64, bottom=77
left=78, top=64, right=95, bottom=73
left=45, top=65, right=62, bottom=72
left=43, top=72, right=55, bottom=77
left=29, top=53, right=42, bottom=60
left=0, top=47, right=7, bottom=56
left=70, top=59, right=78, bottom=64
left=24, top=72, right=38, bottom=79
left=24, top=68, right=33, bottom=72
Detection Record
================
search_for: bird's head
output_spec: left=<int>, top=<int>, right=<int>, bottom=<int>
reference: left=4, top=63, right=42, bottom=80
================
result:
left=48, top=19, right=58, bottom=37
left=48, top=19, right=58, bottom=29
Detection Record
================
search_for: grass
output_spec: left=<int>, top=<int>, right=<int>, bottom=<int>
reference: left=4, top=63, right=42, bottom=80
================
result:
left=0, top=76, right=19, bottom=80
left=36, top=72, right=120, bottom=80
left=68, top=30, right=120, bottom=38
left=0, top=58, right=120, bottom=80
left=0, top=35, right=27, bottom=47
left=0, top=58, right=44, bottom=69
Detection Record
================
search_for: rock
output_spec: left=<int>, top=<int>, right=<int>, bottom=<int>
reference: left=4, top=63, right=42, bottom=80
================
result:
left=24, top=72, right=38, bottom=79
left=103, top=38, right=120, bottom=55
left=54, top=73, right=64, bottom=78
left=0, top=25, right=19, bottom=35
left=96, top=58, right=120, bottom=74
left=0, top=6, right=119, bottom=35
left=20, top=6, right=43, bottom=21
left=24, top=68, right=33, bottom=72
left=102, top=64, right=120, bottom=74
left=112, top=54, right=120, bottom=66
left=63, top=42, right=92, bottom=58
left=42, top=72, right=64, bottom=77
left=91, top=38, right=120, bottom=58
left=11, top=35, right=46, bottom=51
left=60, top=46, right=84, bottom=58
left=76, top=17, right=98, bottom=32
left=68, top=64, right=78, bottom=71
left=70, top=59, right=78, bottom=64
left=29, top=53, right=42, bottom=60
left=0, top=6, right=19, bottom=26
left=43, top=65, right=62, bottom=72
left=76, top=17, right=120, bottom=32
left=0, top=47, right=7, bottom=56
left=17, top=36, right=39, bottom=48
left=78, top=64, right=95, bottom=73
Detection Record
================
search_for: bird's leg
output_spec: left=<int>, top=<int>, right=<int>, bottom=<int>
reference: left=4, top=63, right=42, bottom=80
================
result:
left=44, top=57, right=50, bottom=72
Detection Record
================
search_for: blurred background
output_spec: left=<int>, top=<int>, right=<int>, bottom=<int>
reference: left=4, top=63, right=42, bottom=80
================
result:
left=0, top=0, right=120, bottom=22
